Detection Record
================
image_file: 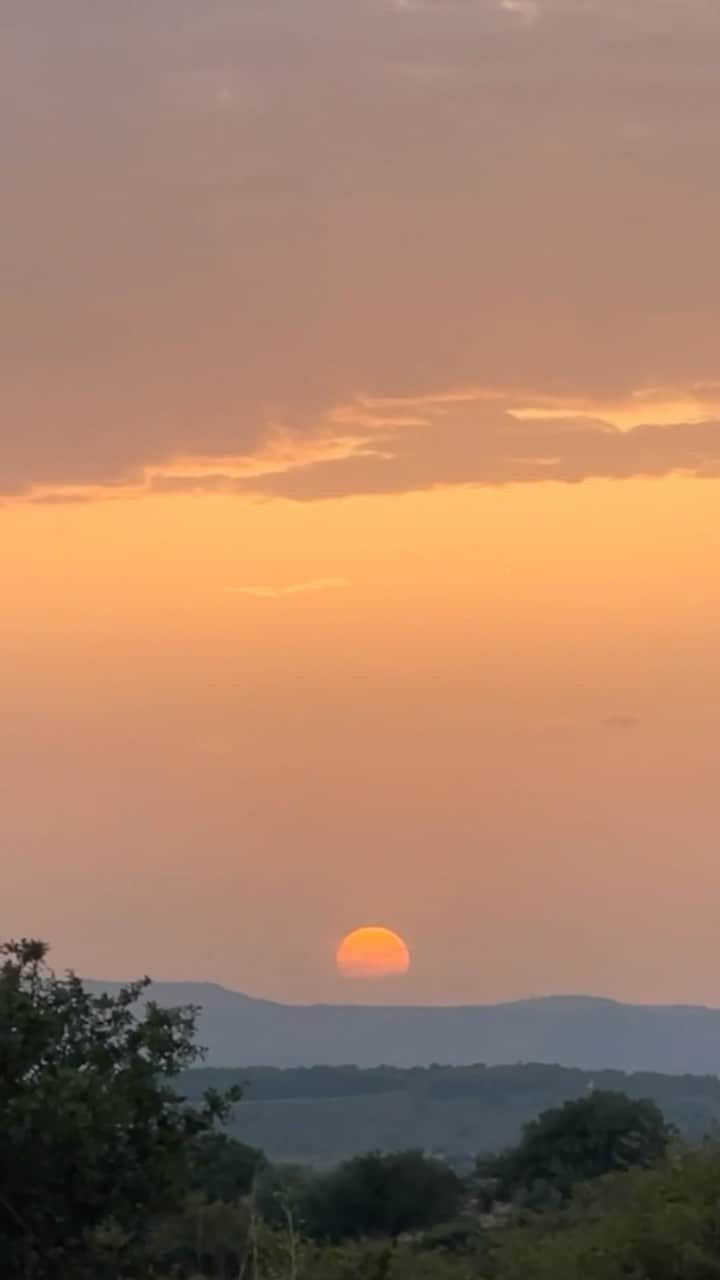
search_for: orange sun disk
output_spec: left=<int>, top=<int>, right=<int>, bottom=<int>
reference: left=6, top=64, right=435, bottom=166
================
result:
left=336, top=926, right=410, bottom=979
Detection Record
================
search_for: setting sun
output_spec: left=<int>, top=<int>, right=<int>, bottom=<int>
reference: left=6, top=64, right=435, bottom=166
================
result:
left=336, top=927, right=411, bottom=980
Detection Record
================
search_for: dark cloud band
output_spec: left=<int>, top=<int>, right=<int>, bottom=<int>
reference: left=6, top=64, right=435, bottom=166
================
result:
left=2, top=0, right=720, bottom=497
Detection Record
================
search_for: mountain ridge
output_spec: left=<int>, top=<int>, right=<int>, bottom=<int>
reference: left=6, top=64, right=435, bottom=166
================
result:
left=89, top=982, right=720, bottom=1013
left=87, top=981, right=720, bottom=1074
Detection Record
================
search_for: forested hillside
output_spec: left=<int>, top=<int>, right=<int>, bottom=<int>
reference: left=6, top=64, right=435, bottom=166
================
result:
left=180, top=1063, right=720, bottom=1165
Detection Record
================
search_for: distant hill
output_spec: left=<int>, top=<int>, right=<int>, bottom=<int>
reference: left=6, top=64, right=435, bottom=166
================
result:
left=89, top=982, right=720, bottom=1074
left=177, top=1062, right=720, bottom=1166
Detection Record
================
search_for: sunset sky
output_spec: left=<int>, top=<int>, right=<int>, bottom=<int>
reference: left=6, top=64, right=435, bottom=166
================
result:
left=3, top=0, right=720, bottom=1005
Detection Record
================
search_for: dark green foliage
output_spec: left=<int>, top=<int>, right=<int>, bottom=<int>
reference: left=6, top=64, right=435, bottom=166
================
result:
left=482, top=1089, right=674, bottom=1203
left=296, top=1238, right=397, bottom=1280
left=254, top=1161, right=318, bottom=1228
left=142, top=1145, right=720, bottom=1280
left=149, top=1195, right=251, bottom=1278
left=418, top=1218, right=489, bottom=1256
left=303, top=1150, right=465, bottom=1241
left=488, top=1145, right=720, bottom=1279
left=0, top=938, right=240, bottom=1279
left=189, top=1131, right=265, bottom=1204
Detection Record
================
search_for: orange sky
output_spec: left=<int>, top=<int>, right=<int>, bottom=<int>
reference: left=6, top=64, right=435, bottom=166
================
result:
left=3, top=1, right=720, bottom=1004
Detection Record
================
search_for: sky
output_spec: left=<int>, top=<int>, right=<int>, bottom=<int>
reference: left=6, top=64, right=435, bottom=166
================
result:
left=3, top=0, right=720, bottom=1006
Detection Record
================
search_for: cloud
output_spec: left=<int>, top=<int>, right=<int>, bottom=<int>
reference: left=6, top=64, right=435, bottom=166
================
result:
left=188, top=401, right=720, bottom=501
left=603, top=715, right=640, bottom=731
left=224, top=579, right=350, bottom=599
left=2, top=0, right=720, bottom=499
left=12, top=390, right=720, bottom=505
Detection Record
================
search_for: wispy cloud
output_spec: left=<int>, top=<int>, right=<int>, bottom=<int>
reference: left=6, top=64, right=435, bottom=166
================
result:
left=224, top=578, right=350, bottom=600
left=500, top=0, right=540, bottom=27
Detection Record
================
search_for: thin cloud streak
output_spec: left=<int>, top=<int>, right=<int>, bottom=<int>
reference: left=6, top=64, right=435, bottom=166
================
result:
left=224, top=579, right=350, bottom=599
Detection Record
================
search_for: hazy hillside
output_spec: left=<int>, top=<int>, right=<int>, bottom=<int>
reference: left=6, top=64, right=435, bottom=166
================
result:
left=90, top=982, right=720, bottom=1074
left=176, top=1062, right=720, bottom=1166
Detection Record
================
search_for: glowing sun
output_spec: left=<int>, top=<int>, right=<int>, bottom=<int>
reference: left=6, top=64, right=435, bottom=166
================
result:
left=336, top=926, right=411, bottom=980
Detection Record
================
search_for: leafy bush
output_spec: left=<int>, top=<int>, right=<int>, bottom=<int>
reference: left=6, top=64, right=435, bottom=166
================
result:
left=0, top=938, right=240, bottom=1280
left=481, top=1090, right=673, bottom=1204
left=303, top=1150, right=465, bottom=1241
